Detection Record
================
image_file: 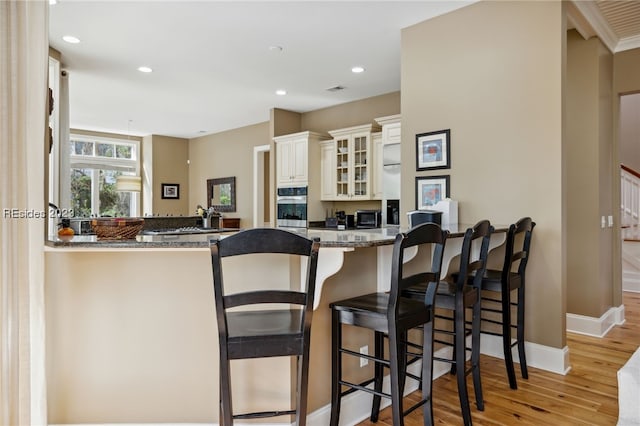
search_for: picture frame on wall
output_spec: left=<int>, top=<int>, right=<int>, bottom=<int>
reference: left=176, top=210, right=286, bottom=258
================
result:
left=161, top=183, right=180, bottom=199
left=415, top=175, right=450, bottom=209
left=416, top=129, right=451, bottom=171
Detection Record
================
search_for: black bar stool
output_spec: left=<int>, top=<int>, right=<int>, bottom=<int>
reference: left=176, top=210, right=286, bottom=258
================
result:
left=209, top=228, right=320, bottom=425
left=479, top=217, right=535, bottom=389
left=404, top=220, right=493, bottom=426
left=329, top=222, right=449, bottom=426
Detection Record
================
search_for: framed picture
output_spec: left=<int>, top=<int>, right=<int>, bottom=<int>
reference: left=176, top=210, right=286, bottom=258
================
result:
left=416, top=129, right=450, bottom=171
left=161, top=183, right=180, bottom=199
left=415, top=175, right=449, bottom=209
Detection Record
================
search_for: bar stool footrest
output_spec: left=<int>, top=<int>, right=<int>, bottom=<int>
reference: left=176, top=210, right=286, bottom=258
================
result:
left=233, top=409, right=296, bottom=420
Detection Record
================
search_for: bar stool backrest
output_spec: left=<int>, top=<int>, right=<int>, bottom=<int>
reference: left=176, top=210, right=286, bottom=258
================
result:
left=501, top=217, right=535, bottom=286
left=389, top=222, right=449, bottom=317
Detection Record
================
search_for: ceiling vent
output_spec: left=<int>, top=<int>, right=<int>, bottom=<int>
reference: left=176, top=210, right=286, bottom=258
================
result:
left=326, top=85, right=346, bottom=92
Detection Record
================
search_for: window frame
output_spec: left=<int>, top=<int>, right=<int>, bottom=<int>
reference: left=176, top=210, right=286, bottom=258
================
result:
left=68, top=133, right=141, bottom=217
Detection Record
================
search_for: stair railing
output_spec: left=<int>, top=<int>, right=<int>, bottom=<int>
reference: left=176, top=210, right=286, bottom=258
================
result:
left=621, top=164, right=640, bottom=228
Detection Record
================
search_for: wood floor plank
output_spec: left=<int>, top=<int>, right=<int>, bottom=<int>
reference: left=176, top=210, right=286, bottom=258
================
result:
left=355, top=291, right=639, bottom=426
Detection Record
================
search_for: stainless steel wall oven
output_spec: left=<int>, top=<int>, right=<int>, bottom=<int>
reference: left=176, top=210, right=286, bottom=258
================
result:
left=276, top=186, right=308, bottom=228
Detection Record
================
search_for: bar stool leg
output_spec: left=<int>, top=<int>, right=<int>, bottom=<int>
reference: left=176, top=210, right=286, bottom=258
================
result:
left=516, top=287, right=528, bottom=379
left=502, top=291, right=518, bottom=390
left=296, top=351, right=310, bottom=426
left=388, top=327, right=404, bottom=426
left=454, top=302, right=472, bottom=426
left=330, top=311, right=342, bottom=426
left=471, top=300, right=484, bottom=411
left=422, top=320, right=435, bottom=426
left=219, top=355, right=234, bottom=425
left=370, top=331, right=384, bottom=422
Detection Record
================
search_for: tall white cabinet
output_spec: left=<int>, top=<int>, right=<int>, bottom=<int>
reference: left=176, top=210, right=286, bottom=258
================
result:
left=274, top=131, right=330, bottom=222
left=320, top=123, right=381, bottom=201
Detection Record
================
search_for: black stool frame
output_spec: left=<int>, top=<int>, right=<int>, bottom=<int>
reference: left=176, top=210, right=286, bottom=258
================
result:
left=330, top=223, right=449, bottom=426
left=210, top=228, right=320, bottom=425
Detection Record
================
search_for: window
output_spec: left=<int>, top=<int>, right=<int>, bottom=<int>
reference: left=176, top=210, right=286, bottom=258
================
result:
left=68, top=134, right=140, bottom=217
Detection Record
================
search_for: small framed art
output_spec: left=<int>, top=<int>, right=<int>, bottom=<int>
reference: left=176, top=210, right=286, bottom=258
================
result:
left=416, top=129, right=450, bottom=171
left=415, top=175, right=449, bottom=209
left=161, top=183, right=180, bottom=199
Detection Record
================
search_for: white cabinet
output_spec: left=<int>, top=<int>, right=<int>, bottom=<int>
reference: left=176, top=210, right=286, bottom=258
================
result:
left=274, top=131, right=327, bottom=187
left=371, top=132, right=383, bottom=200
left=321, top=124, right=380, bottom=201
left=320, top=140, right=336, bottom=200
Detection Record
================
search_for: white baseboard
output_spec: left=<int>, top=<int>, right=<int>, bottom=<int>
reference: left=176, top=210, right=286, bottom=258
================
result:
left=479, top=333, right=571, bottom=375
left=50, top=337, right=572, bottom=426
left=623, top=271, right=640, bottom=293
left=567, top=304, right=626, bottom=337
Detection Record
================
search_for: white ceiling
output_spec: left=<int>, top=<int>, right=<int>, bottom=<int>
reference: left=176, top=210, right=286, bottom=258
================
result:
left=49, top=1, right=474, bottom=139
left=50, top=1, right=640, bottom=140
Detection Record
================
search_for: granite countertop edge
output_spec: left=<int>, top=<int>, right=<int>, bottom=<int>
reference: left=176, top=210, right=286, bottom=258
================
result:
left=45, top=227, right=402, bottom=249
left=45, top=224, right=497, bottom=250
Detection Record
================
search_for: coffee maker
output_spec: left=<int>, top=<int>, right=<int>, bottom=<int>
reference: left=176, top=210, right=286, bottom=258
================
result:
left=385, top=199, right=400, bottom=225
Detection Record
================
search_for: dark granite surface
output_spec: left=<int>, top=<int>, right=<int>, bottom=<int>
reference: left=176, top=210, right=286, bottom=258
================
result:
left=45, top=223, right=498, bottom=250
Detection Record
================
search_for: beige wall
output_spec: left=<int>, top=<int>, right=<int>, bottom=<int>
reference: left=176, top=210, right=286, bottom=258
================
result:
left=620, top=94, right=640, bottom=172
left=188, top=122, right=270, bottom=228
left=613, top=47, right=640, bottom=305
left=565, top=30, right=614, bottom=317
left=402, top=1, right=565, bottom=348
left=300, top=91, right=400, bottom=133
left=147, top=134, right=190, bottom=216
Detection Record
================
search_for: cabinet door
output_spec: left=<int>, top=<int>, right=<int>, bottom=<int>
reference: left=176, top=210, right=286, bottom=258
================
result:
left=371, top=133, right=383, bottom=200
left=290, top=138, right=308, bottom=185
left=320, top=141, right=336, bottom=200
left=276, top=138, right=308, bottom=187
left=276, top=140, right=294, bottom=186
left=335, top=136, right=350, bottom=199
left=349, top=131, right=371, bottom=200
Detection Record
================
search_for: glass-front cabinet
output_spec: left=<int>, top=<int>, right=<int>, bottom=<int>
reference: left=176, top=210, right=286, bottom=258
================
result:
left=322, top=123, right=380, bottom=201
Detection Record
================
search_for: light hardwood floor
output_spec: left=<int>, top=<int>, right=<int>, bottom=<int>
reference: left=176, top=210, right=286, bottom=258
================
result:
left=357, top=291, right=639, bottom=426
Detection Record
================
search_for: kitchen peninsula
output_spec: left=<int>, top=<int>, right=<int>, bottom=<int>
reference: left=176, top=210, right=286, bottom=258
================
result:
left=43, top=224, right=499, bottom=424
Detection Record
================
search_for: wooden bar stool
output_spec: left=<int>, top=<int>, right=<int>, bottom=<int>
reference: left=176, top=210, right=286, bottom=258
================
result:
left=479, top=217, right=535, bottom=389
left=404, top=220, right=493, bottom=426
left=329, top=222, right=449, bottom=426
left=209, top=228, right=320, bottom=425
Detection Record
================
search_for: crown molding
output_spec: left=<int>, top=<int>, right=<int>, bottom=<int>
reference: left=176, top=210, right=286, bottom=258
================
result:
left=569, top=0, right=618, bottom=53
left=616, top=34, right=640, bottom=53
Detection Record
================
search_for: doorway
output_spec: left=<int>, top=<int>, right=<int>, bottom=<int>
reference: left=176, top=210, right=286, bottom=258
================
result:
left=253, top=144, right=270, bottom=228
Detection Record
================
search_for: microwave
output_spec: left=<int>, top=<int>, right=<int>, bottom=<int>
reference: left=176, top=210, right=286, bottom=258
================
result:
left=355, top=210, right=382, bottom=229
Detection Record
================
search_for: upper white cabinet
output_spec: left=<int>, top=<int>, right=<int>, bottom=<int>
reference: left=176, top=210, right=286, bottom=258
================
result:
left=371, top=132, right=383, bottom=200
left=321, top=123, right=380, bottom=201
left=274, top=131, right=328, bottom=187
left=376, top=114, right=402, bottom=146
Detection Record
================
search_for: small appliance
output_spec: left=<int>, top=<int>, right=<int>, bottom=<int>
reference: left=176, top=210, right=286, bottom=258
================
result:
left=356, top=210, right=382, bottom=229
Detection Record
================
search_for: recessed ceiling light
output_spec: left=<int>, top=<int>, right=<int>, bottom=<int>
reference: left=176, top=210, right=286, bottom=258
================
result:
left=49, top=0, right=57, bottom=5
left=269, top=45, right=283, bottom=52
left=137, top=66, right=153, bottom=73
left=351, top=66, right=365, bottom=73
left=62, top=35, right=80, bottom=44
left=276, top=89, right=287, bottom=96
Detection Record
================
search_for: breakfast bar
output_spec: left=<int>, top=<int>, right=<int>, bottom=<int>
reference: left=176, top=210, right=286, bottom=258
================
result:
left=44, top=224, right=505, bottom=424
